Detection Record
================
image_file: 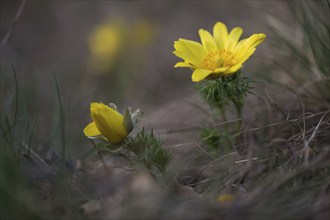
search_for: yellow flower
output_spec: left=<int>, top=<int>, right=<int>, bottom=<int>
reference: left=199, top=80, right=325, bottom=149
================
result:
left=84, top=102, right=128, bottom=144
left=173, top=22, right=266, bottom=82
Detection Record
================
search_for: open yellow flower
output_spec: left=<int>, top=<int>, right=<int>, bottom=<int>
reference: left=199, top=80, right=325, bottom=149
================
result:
left=173, top=22, right=266, bottom=82
left=84, top=102, right=128, bottom=144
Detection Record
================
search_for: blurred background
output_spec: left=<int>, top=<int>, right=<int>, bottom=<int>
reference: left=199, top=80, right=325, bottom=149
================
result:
left=1, top=0, right=276, bottom=152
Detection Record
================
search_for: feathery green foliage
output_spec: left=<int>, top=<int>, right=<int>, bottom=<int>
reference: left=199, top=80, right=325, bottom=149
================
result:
left=127, top=129, right=171, bottom=174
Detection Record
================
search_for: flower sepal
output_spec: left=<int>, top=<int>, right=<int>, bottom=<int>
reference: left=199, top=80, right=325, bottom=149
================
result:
left=196, top=71, right=251, bottom=112
left=123, top=107, right=143, bottom=133
left=92, top=138, right=125, bottom=152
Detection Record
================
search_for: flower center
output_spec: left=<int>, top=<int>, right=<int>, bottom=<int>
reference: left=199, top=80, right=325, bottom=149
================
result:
left=202, top=49, right=236, bottom=70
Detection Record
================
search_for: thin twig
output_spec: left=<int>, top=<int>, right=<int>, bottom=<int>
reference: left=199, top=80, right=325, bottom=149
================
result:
left=53, top=74, right=66, bottom=160
left=304, top=111, right=329, bottom=167
left=194, top=142, right=214, bottom=159
left=193, top=151, right=238, bottom=182
left=12, top=66, right=19, bottom=131
left=300, top=98, right=307, bottom=166
left=166, top=142, right=195, bottom=148
left=233, top=111, right=327, bottom=136
left=0, top=0, right=26, bottom=50
left=213, top=118, right=242, bottom=127
left=22, top=143, right=54, bottom=172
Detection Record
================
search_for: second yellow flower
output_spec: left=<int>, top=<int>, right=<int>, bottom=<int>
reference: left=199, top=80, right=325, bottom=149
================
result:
left=173, top=21, right=266, bottom=82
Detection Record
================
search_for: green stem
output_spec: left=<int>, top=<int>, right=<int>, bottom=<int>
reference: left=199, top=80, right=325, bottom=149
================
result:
left=232, top=99, right=243, bottom=147
left=219, top=107, right=228, bottom=130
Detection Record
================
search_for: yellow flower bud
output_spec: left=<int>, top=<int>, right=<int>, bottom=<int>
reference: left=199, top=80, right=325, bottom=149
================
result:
left=84, top=102, right=128, bottom=144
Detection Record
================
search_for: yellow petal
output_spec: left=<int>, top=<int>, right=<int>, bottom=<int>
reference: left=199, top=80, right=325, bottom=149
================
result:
left=90, top=102, right=128, bottom=143
left=247, top=33, right=266, bottom=48
left=226, top=48, right=256, bottom=74
left=174, top=62, right=195, bottom=68
left=179, top=39, right=207, bottom=61
left=83, top=122, right=101, bottom=137
left=173, top=39, right=206, bottom=67
left=225, top=64, right=242, bottom=75
left=213, top=22, right=228, bottom=50
left=235, top=33, right=266, bottom=59
left=225, top=27, right=243, bottom=52
left=214, top=67, right=229, bottom=74
left=199, top=29, right=218, bottom=52
left=191, top=69, right=213, bottom=82
left=173, top=42, right=197, bottom=64
left=235, top=39, right=247, bottom=49
left=239, top=48, right=256, bottom=64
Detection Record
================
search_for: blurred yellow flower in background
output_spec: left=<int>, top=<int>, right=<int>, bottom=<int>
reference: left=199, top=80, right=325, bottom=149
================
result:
left=88, top=21, right=124, bottom=74
left=132, top=20, right=157, bottom=47
left=89, top=24, right=122, bottom=58
left=217, top=193, right=234, bottom=204
left=87, top=19, right=157, bottom=75
left=84, top=102, right=128, bottom=144
left=173, top=21, right=266, bottom=82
